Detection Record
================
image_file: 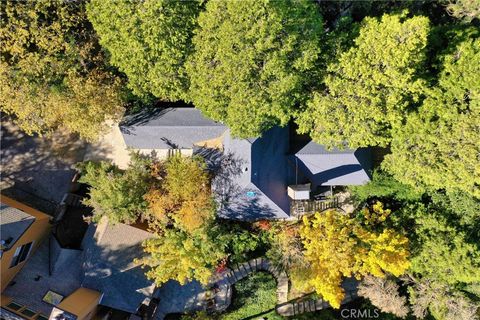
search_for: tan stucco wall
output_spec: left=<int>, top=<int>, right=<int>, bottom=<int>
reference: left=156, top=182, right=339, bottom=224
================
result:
left=0, top=196, right=51, bottom=292
left=84, top=121, right=132, bottom=170
left=136, top=148, right=193, bottom=159
left=57, top=288, right=101, bottom=320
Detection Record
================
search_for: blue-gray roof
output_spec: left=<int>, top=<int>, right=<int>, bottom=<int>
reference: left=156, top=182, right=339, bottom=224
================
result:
left=294, top=141, right=371, bottom=186
left=217, top=127, right=291, bottom=220
left=82, top=219, right=155, bottom=313
left=120, top=108, right=227, bottom=149
left=0, top=202, right=35, bottom=249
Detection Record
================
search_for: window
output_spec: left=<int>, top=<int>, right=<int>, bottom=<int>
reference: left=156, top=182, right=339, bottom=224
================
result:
left=5, top=302, right=22, bottom=311
left=20, top=308, right=36, bottom=318
left=10, top=242, right=33, bottom=268
left=36, top=315, right=49, bottom=320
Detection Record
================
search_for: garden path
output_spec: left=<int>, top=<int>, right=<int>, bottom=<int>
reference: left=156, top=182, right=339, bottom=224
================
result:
left=155, top=257, right=358, bottom=319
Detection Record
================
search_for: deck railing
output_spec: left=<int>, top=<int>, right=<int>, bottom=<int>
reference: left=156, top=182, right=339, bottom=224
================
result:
left=290, top=197, right=339, bottom=217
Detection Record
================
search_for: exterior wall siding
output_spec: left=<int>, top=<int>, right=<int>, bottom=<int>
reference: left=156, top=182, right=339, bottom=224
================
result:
left=56, top=288, right=102, bottom=320
left=0, top=196, right=51, bottom=292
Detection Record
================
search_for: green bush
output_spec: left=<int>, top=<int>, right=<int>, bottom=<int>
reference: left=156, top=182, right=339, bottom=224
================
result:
left=221, top=272, right=282, bottom=320
left=77, top=153, right=153, bottom=224
left=349, top=171, right=423, bottom=203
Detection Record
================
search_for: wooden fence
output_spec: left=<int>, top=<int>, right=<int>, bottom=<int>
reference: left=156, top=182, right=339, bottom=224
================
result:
left=290, top=198, right=339, bottom=217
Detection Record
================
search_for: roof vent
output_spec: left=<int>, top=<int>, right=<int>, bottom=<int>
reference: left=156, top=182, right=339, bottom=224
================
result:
left=246, top=191, right=256, bottom=198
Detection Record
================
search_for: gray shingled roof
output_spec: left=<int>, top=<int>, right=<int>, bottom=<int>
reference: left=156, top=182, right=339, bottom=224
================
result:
left=0, top=202, right=35, bottom=249
left=294, top=141, right=371, bottom=186
left=295, top=141, right=356, bottom=155
left=82, top=219, right=155, bottom=314
left=120, top=108, right=227, bottom=149
left=217, top=127, right=291, bottom=220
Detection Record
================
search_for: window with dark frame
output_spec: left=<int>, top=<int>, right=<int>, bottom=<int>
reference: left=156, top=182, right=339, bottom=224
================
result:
left=5, top=302, right=22, bottom=311
left=9, top=242, right=33, bottom=268
left=20, top=308, right=36, bottom=318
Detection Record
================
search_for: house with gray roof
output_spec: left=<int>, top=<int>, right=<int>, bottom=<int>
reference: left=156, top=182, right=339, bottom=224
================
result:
left=120, top=106, right=227, bottom=158
left=0, top=203, right=35, bottom=251
left=1, top=196, right=51, bottom=294
left=293, top=141, right=371, bottom=188
left=119, top=106, right=372, bottom=221
left=216, top=127, right=291, bottom=220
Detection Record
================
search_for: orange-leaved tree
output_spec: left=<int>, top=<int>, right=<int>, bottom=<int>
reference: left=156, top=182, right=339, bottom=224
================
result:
left=144, top=155, right=214, bottom=233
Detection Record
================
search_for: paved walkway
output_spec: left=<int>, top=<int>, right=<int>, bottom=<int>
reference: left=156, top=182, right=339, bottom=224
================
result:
left=1, top=120, right=86, bottom=214
left=83, top=120, right=131, bottom=169
left=154, top=280, right=208, bottom=319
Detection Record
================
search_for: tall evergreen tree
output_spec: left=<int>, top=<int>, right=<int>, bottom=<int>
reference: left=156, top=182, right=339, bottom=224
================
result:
left=383, top=37, right=480, bottom=198
left=87, top=0, right=202, bottom=101
left=187, top=0, right=323, bottom=137
left=296, top=13, right=430, bottom=148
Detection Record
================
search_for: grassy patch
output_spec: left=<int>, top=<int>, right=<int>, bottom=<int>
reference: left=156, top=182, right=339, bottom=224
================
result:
left=221, top=272, right=282, bottom=320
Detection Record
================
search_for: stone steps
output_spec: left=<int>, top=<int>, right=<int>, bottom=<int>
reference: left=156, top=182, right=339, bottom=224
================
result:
left=211, top=257, right=358, bottom=318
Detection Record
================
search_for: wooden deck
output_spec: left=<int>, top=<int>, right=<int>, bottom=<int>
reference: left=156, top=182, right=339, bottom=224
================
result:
left=290, top=198, right=339, bottom=217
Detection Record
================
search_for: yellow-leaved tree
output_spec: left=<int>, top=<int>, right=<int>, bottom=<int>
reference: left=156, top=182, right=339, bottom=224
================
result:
left=0, top=0, right=123, bottom=141
left=300, top=206, right=410, bottom=308
left=139, top=228, right=225, bottom=286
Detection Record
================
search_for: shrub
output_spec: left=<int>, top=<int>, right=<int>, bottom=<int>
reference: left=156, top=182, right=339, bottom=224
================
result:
left=221, top=272, right=282, bottom=320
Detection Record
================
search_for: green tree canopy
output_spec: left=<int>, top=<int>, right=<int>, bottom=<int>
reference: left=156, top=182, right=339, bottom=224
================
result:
left=296, top=13, right=430, bottom=148
left=349, top=170, right=424, bottom=203
left=140, top=227, right=226, bottom=286
left=187, top=0, right=323, bottom=137
left=0, top=0, right=123, bottom=141
left=78, top=154, right=153, bottom=224
left=383, top=37, right=480, bottom=198
left=409, top=206, right=480, bottom=286
left=87, top=0, right=202, bottom=101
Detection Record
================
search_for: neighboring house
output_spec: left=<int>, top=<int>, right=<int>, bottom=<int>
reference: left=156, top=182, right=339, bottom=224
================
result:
left=1, top=196, right=51, bottom=293
left=119, top=107, right=372, bottom=221
left=82, top=218, right=156, bottom=315
left=1, top=197, right=157, bottom=320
